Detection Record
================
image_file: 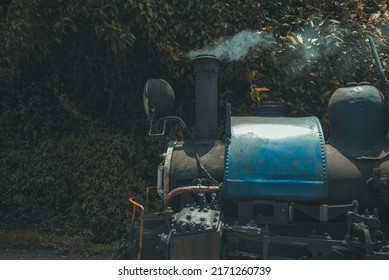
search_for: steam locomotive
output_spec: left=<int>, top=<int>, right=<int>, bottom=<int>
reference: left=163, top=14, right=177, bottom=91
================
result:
left=128, top=40, right=389, bottom=260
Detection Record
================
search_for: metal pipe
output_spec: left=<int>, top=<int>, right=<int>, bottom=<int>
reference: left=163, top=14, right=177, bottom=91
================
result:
left=191, top=55, right=220, bottom=140
left=129, top=197, right=145, bottom=260
left=368, top=36, right=389, bottom=136
left=145, top=187, right=158, bottom=213
left=164, top=185, right=220, bottom=208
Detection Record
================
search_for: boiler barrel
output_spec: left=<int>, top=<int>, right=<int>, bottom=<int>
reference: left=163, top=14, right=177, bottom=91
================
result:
left=326, top=144, right=389, bottom=213
left=166, top=140, right=225, bottom=189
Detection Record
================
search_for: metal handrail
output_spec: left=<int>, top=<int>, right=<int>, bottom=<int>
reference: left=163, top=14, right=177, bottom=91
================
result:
left=129, top=196, right=145, bottom=260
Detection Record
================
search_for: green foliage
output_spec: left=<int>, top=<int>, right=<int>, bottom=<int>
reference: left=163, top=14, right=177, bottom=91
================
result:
left=245, top=0, right=389, bottom=119
left=3, top=1, right=389, bottom=122
left=2, top=0, right=266, bottom=122
left=0, top=89, right=166, bottom=242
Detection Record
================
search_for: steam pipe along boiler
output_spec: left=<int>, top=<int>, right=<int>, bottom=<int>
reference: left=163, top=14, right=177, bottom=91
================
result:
left=133, top=50, right=389, bottom=259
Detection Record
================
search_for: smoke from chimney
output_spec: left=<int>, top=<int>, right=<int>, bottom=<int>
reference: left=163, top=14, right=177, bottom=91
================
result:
left=187, top=22, right=366, bottom=81
left=188, top=29, right=273, bottom=62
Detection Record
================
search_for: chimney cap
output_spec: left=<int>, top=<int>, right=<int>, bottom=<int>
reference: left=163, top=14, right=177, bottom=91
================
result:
left=191, top=55, right=220, bottom=73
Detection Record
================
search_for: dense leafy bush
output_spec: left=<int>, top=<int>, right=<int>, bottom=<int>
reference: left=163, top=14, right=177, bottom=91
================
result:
left=1, top=1, right=259, bottom=120
left=3, top=1, right=389, bottom=122
left=0, top=89, right=167, bottom=242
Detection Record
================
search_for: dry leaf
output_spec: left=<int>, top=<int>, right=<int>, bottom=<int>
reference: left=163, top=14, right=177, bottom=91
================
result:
left=255, top=87, right=271, bottom=92
left=286, top=35, right=298, bottom=45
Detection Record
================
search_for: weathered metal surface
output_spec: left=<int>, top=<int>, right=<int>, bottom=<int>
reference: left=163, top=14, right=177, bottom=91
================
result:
left=255, top=103, right=287, bottom=117
left=172, top=206, right=220, bottom=232
left=169, top=140, right=224, bottom=188
left=169, top=222, right=222, bottom=260
left=328, top=85, right=389, bottom=159
left=325, top=144, right=389, bottom=214
left=223, top=222, right=362, bottom=259
left=143, top=78, right=175, bottom=118
left=191, top=55, right=220, bottom=140
left=224, top=116, right=327, bottom=201
left=238, top=200, right=291, bottom=225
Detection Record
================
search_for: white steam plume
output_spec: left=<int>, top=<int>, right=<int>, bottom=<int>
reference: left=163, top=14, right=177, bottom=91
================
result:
left=188, top=29, right=274, bottom=62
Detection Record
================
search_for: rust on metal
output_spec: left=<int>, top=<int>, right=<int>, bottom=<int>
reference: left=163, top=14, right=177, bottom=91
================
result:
left=164, top=185, right=220, bottom=208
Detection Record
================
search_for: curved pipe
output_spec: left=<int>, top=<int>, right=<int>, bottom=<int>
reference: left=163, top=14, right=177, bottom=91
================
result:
left=164, top=185, right=220, bottom=208
left=129, top=196, right=145, bottom=260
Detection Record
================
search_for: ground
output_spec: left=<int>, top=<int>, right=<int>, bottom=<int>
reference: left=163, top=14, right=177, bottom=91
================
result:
left=0, top=231, right=117, bottom=260
left=0, top=248, right=88, bottom=260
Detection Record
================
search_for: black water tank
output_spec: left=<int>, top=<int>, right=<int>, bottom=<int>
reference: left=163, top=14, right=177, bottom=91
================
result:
left=328, top=85, right=387, bottom=157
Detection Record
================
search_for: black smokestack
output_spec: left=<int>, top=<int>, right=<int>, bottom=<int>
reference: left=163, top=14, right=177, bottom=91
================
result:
left=191, top=55, right=220, bottom=140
